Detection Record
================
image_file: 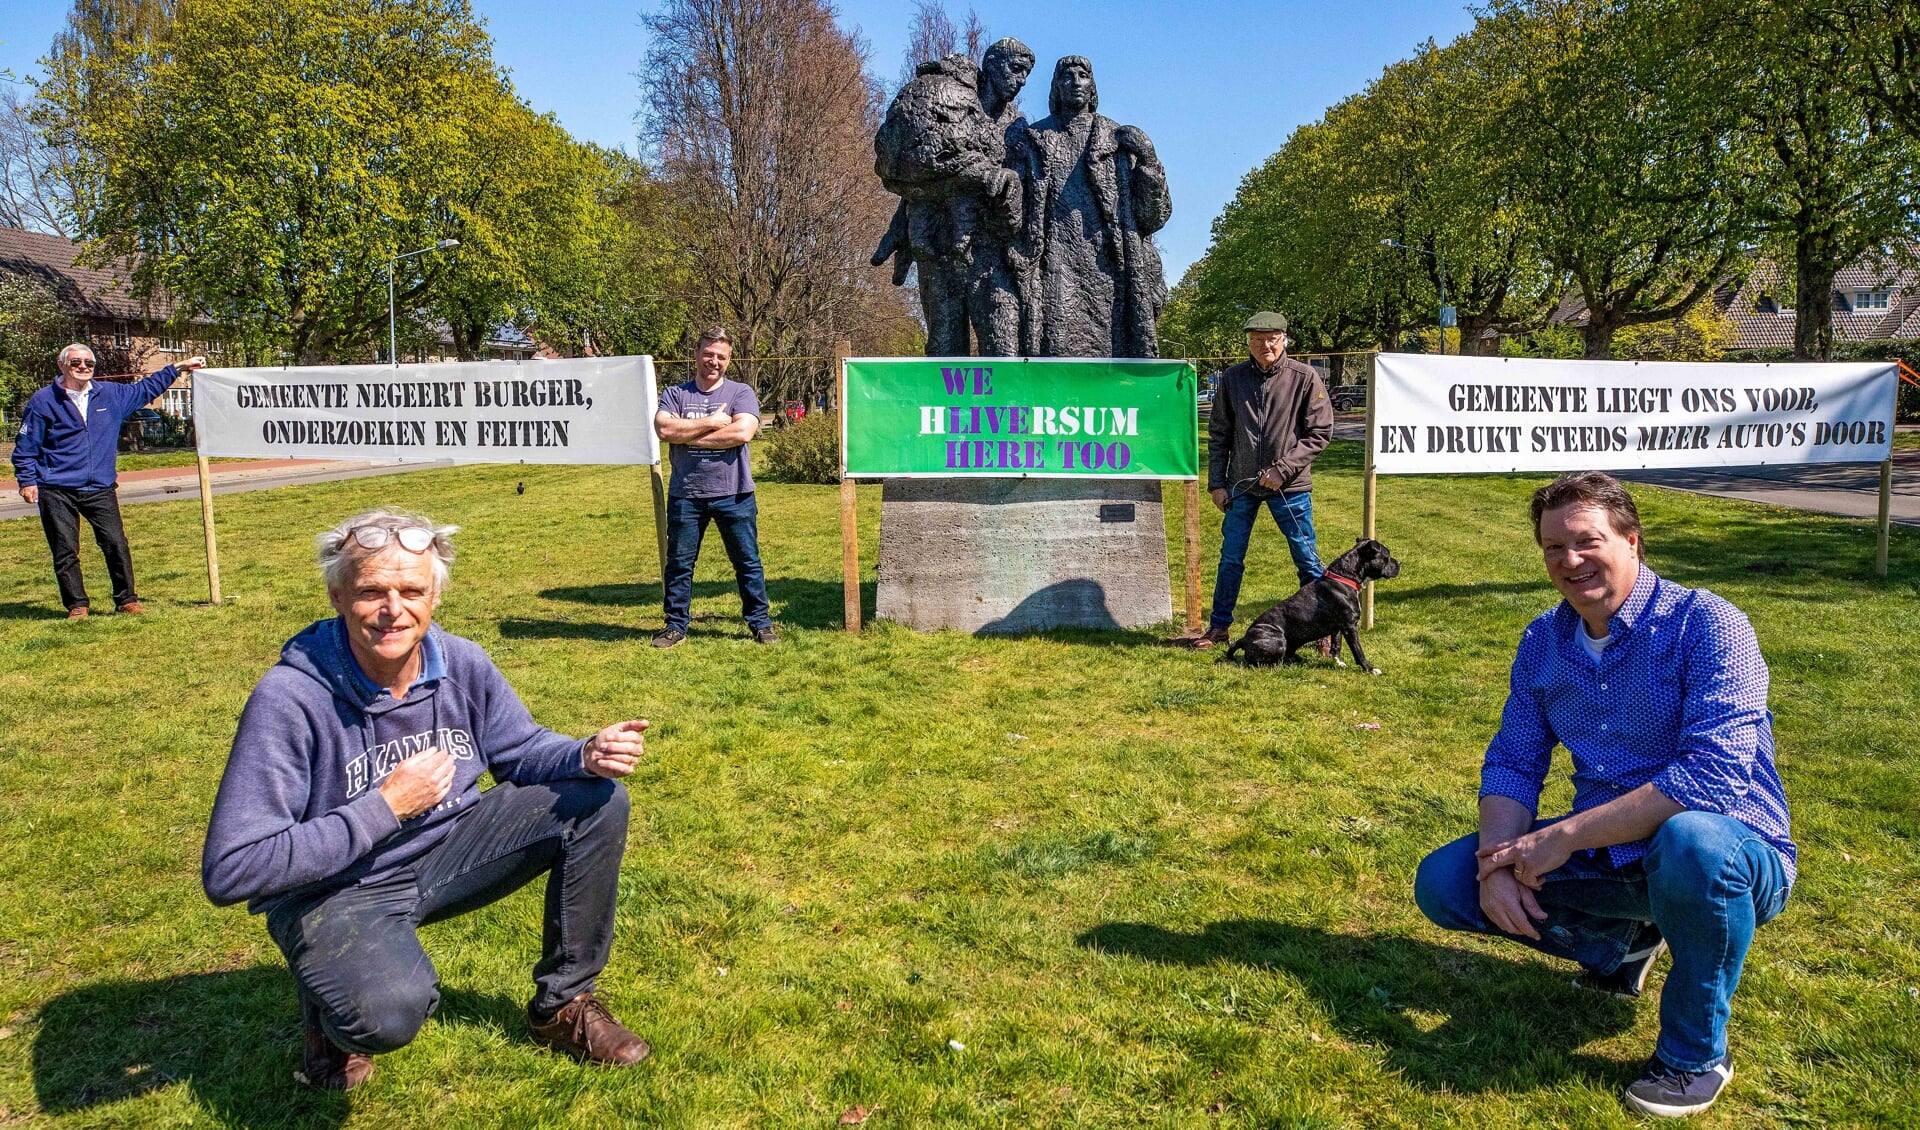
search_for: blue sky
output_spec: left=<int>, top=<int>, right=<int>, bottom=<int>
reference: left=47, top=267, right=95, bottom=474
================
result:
left=1, top=0, right=1477, bottom=283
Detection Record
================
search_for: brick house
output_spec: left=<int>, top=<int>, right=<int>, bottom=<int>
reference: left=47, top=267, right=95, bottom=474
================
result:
left=1718, top=252, right=1920, bottom=351
left=0, top=226, right=218, bottom=418
left=1, top=228, right=543, bottom=422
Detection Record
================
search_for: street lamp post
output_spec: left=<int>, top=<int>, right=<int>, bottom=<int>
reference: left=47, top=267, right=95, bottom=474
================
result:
left=1381, top=239, right=1451, bottom=355
left=388, top=239, right=460, bottom=366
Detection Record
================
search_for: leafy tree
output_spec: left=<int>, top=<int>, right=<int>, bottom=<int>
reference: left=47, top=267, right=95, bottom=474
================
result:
left=39, top=0, right=666, bottom=365
left=1478, top=0, right=1752, bottom=359
left=0, top=276, right=81, bottom=417
left=1691, top=0, right=1918, bottom=360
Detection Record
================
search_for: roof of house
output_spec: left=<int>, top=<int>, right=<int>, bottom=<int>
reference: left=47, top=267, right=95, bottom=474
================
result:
left=0, top=226, right=178, bottom=322
left=1718, top=250, right=1920, bottom=350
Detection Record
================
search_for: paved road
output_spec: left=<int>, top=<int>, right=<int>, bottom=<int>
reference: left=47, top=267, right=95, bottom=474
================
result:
left=0, top=459, right=456, bottom=522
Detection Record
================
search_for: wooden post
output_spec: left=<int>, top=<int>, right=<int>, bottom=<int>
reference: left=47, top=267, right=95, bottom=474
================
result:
left=195, top=452, right=222, bottom=605
left=1183, top=479, right=1202, bottom=631
left=648, top=461, right=669, bottom=591
left=836, top=340, right=861, bottom=632
left=1878, top=457, right=1893, bottom=579
left=1361, top=363, right=1378, bottom=629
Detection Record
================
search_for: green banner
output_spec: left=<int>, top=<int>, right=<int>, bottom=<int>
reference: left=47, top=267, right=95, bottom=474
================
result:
left=841, top=357, right=1199, bottom=478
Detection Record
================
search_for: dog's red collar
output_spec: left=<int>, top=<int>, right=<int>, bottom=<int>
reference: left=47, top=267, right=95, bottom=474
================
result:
left=1322, top=572, right=1362, bottom=591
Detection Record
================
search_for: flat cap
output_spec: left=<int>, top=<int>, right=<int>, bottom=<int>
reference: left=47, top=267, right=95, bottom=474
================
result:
left=1243, top=311, right=1288, bottom=332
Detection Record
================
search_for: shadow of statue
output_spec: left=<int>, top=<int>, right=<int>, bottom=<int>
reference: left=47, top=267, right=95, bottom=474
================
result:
left=976, top=577, right=1123, bottom=635
left=32, top=967, right=525, bottom=1127
left=1076, top=919, right=1640, bottom=1094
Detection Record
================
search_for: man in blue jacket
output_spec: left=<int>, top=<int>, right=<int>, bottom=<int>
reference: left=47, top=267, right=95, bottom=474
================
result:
left=10, top=343, right=204, bottom=617
left=204, top=508, right=654, bottom=1090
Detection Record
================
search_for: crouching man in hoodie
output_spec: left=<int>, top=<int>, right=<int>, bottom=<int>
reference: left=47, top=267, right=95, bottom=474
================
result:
left=203, top=508, right=652, bottom=1090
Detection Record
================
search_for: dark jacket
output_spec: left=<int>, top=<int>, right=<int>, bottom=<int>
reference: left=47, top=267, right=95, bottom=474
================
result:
left=202, top=618, right=591, bottom=913
left=1206, top=356, right=1333, bottom=497
left=11, top=365, right=184, bottom=489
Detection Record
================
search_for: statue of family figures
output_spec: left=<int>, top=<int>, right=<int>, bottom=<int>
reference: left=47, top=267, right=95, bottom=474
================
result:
left=873, top=46, right=1171, bottom=358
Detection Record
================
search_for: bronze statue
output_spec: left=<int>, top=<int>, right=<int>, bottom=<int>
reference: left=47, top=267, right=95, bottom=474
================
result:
left=1015, top=56, right=1171, bottom=359
left=873, top=43, right=1169, bottom=359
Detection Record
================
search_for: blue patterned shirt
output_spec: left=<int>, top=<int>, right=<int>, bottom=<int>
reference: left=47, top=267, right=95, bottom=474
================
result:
left=1480, top=567, right=1796, bottom=883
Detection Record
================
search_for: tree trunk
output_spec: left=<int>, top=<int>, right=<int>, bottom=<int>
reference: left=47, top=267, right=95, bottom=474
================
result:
left=1793, top=230, right=1837, bottom=361
left=1582, top=316, right=1615, bottom=360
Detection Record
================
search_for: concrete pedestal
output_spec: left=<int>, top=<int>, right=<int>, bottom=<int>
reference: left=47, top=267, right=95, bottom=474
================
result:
left=875, top=478, right=1172, bottom=633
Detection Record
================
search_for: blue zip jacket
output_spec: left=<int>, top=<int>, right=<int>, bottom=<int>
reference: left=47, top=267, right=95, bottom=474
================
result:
left=11, top=364, right=183, bottom=489
left=202, top=617, right=592, bottom=913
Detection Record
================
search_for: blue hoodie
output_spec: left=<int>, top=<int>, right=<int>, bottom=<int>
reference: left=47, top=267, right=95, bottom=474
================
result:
left=203, top=617, right=591, bottom=912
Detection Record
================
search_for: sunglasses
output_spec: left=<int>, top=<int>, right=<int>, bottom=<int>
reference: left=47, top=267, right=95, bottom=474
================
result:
left=350, top=525, right=435, bottom=553
left=66, top=359, right=95, bottom=369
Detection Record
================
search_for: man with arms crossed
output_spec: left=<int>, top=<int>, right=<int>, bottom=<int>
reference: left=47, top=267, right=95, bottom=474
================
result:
left=1414, top=472, right=1794, bottom=1118
left=204, top=509, right=653, bottom=1089
left=652, top=326, right=776, bottom=647
left=12, top=344, right=205, bottom=617
left=1192, top=311, right=1333, bottom=650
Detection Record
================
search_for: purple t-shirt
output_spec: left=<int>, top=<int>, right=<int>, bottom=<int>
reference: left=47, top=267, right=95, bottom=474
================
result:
left=659, top=377, right=760, bottom=498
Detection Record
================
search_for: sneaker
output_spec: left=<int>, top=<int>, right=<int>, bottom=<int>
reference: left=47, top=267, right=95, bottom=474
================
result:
left=1574, top=923, right=1666, bottom=999
left=1189, top=626, right=1230, bottom=650
left=751, top=625, right=779, bottom=645
left=66, top=606, right=89, bottom=620
left=1623, top=1057, right=1732, bottom=1118
left=296, top=998, right=376, bottom=1091
left=116, top=601, right=146, bottom=615
left=650, top=628, right=686, bottom=649
left=528, top=992, right=650, bottom=1066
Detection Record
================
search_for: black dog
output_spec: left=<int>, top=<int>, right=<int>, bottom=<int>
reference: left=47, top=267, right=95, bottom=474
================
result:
left=1224, top=538, right=1402, bottom=674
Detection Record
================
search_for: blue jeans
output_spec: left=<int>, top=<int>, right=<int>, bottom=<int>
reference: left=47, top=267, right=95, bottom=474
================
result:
left=265, top=778, right=629, bottom=1053
left=663, top=492, right=772, bottom=633
left=1414, top=810, right=1791, bottom=1072
left=1209, top=489, right=1323, bottom=630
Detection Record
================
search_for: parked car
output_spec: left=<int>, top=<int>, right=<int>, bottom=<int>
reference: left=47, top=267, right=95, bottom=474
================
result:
left=119, top=408, right=167, bottom=451
left=1329, top=384, right=1368, bottom=413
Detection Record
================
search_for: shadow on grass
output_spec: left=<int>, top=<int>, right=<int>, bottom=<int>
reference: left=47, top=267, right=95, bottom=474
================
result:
left=0, top=600, right=61, bottom=620
left=500, top=618, right=651, bottom=642
left=32, top=967, right=524, bottom=1127
left=1077, top=920, right=1639, bottom=1094
left=537, top=577, right=873, bottom=632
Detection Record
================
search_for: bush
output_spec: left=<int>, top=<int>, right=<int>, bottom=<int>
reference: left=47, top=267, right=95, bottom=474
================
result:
left=757, top=410, right=841, bottom=483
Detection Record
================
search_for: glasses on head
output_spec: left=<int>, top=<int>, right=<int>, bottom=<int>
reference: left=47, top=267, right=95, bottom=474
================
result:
left=66, top=358, right=95, bottom=369
left=350, top=525, right=435, bottom=554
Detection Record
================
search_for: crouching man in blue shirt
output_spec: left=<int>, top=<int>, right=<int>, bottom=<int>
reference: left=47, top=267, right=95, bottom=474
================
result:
left=204, top=509, right=654, bottom=1090
left=1414, top=472, right=1794, bottom=1119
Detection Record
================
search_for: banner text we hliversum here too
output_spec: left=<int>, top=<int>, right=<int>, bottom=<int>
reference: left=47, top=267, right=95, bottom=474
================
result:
left=841, top=357, right=1199, bottom=479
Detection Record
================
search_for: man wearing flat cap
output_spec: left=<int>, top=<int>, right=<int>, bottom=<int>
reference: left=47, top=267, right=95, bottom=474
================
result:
left=1192, top=311, right=1334, bottom=650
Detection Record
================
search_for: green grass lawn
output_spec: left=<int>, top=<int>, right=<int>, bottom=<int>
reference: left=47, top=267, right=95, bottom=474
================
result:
left=113, top=451, right=252, bottom=473
left=1, top=442, right=1916, bottom=1128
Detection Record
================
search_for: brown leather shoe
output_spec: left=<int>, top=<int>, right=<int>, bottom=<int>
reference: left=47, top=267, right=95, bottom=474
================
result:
left=297, top=998, right=376, bottom=1090
left=66, top=606, right=89, bottom=620
left=528, top=992, right=650, bottom=1066
left=1189, top=626, right=1231, bottom=650
left=116, top=601, right=146, bottom=614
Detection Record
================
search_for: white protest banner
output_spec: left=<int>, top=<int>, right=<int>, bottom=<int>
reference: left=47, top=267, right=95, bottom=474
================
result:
left=1372, top=354, right=1896, bottom=474
left=193, top=356, right=659, bottom=464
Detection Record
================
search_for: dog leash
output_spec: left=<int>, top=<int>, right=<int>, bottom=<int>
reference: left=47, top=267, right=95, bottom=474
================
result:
left=1228, top=473, right=1322, bottom=575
